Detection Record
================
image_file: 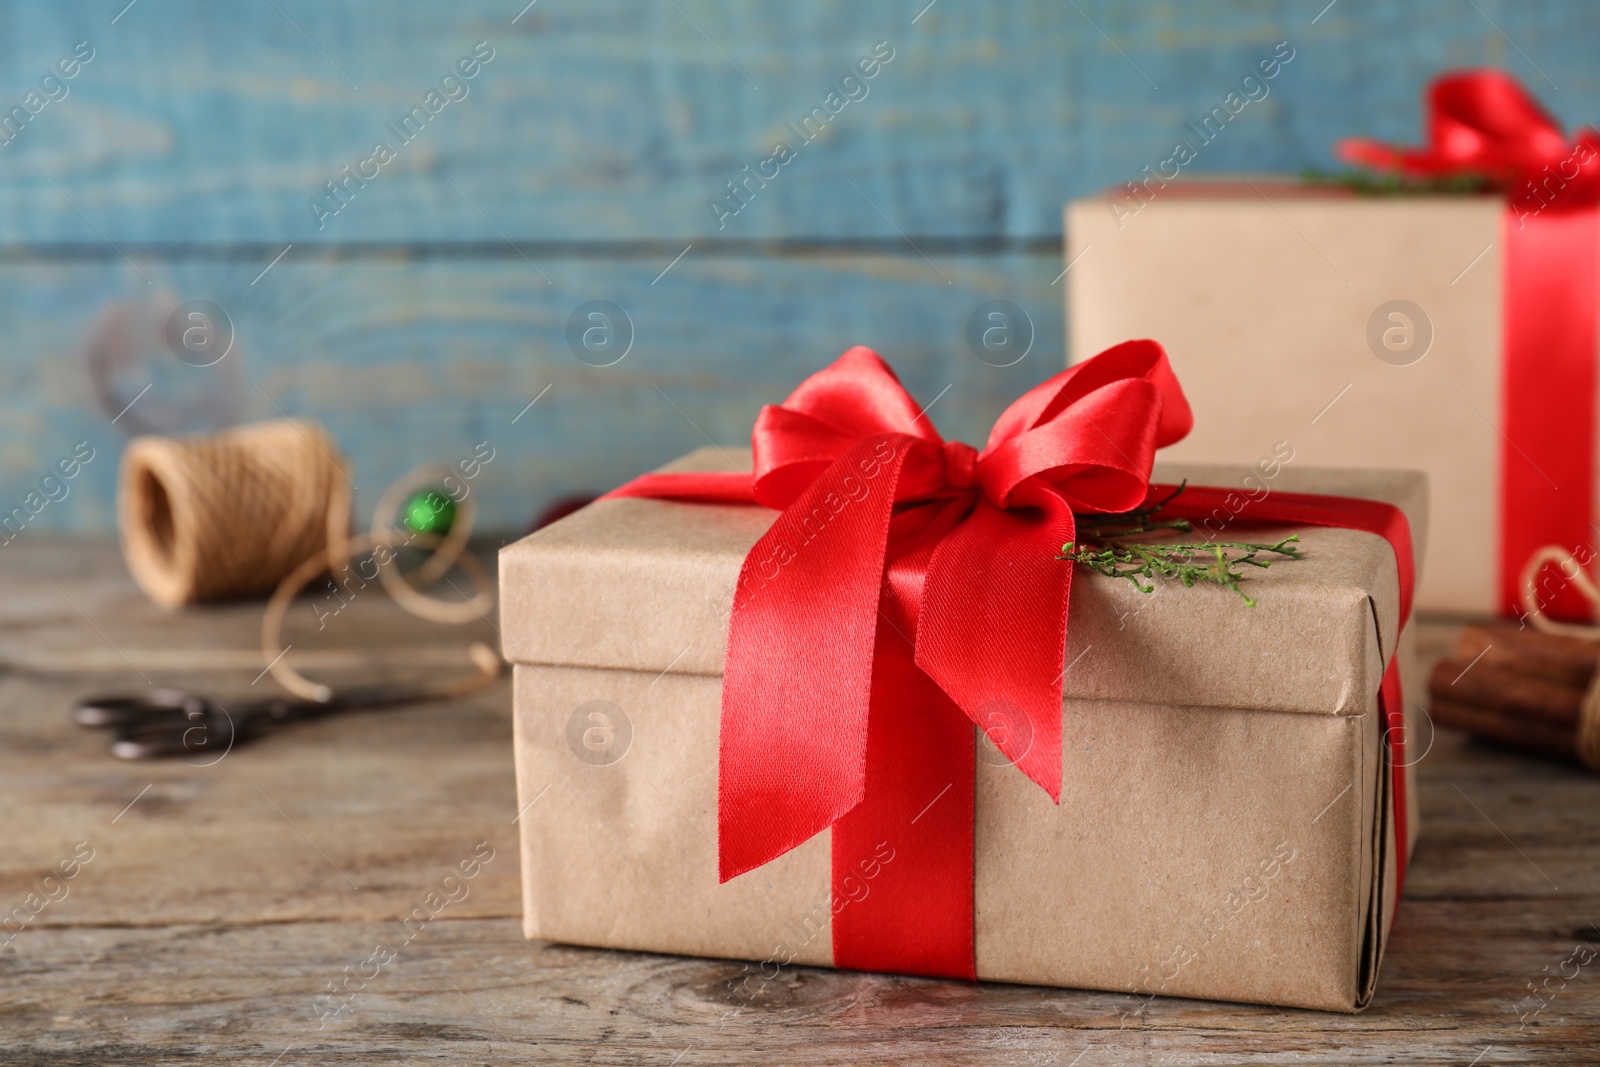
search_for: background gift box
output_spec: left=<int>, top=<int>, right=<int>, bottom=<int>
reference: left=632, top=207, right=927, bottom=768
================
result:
left=1066, top=73, right=1600, bottom=621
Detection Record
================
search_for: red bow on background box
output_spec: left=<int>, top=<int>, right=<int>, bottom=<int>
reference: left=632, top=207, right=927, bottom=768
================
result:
left=609, top=341, right=1414, bottom=980
left=1338, top=71, right=1600, bottom=197
left=1341, top=70, right=1599, bottom=621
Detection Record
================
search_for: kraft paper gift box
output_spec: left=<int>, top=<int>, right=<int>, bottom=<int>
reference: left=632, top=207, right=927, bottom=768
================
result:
left=500, top=447, right=1427, bottom=1012
left=1066, top=182, right=1595, bottom=619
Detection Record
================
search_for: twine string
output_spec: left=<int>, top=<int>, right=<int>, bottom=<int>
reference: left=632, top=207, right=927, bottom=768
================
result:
left=1518, top=545, right=1600, bottom=768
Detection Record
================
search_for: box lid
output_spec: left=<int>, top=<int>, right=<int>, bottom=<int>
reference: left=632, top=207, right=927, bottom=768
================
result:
left=499, top=449, right=1428, bottom=717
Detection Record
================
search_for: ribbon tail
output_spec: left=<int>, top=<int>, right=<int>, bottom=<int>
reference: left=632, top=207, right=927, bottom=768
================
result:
left=914, top=487, right=1075, bottom=801
left=1335, top=137, right=1440, bottom=176
left=717, top=434, right=914, bottom=881
left=830, top=616, right=976, bottom=980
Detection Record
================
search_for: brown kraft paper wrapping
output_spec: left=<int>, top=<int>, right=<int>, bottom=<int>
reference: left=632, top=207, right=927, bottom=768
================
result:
left=1065, top=183, right=1531, bottom=616
left=500, top=448, right=1428, bottom=1011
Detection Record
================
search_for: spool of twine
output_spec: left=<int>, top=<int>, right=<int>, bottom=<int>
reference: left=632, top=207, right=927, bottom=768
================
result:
left=118, top=419, right=349, bottom=608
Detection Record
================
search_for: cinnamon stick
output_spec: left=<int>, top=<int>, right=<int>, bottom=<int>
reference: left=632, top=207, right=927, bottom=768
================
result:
left=1427, top=657, right=1582, bottom=727
left=1455, top=622, right=1600, bottom=689
left=1429, top=697, right=1577, bottom=762
left=1424, top=622, right=1600, bottom=768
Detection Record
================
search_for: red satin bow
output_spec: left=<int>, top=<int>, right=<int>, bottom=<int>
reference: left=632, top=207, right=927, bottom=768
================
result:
left=612, top=341, right=1191, bottom=878
left=1338, top=69, right=1600, bottom=209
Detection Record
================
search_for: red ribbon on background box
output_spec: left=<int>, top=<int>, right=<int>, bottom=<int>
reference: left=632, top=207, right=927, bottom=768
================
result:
left=606, top=341, right=1414, bottom=980
left=1341, top=70, right=1600, bottom=621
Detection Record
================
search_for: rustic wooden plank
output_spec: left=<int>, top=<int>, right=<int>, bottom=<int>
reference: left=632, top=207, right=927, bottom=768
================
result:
left=0, top=251, right=1062, bottom=535
left=0, top=1, right=1597, bottom=243
left=0, top=541, right=524, bottom=928
left=1, top=898, right=1597, bottom=1064
left=1405, top=737, right=1600, bottom=901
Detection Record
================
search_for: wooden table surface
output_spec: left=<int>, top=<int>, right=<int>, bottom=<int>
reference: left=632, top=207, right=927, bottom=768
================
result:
left=3, top=542, right=1598, bottom=1065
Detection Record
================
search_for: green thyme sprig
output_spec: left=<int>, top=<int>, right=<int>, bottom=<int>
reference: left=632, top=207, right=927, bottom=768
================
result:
left=1299, top=167, right=1499, bottom=197
left=1059, top=482, right=1303, bottom=607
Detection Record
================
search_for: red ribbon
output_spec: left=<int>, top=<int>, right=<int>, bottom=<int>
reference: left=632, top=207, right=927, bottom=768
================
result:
left=1154, top=485, right=1414, bottom=893
left=1340, top=70, right=1599, bottom=620
left=608, top=342, right=1414, bottom=978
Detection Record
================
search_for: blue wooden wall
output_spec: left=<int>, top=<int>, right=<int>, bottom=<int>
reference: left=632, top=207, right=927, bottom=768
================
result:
left=2, top=0, right=1596, bottom=535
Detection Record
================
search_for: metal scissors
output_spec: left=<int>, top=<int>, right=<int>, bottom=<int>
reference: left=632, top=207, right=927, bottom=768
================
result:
left=75, top=633, right=502, bottom=760
left=72, top=684, right=440, bottom=761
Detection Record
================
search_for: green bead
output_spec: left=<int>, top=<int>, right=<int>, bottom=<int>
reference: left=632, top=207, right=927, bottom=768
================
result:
left=403, top=489, right=456, bottom=536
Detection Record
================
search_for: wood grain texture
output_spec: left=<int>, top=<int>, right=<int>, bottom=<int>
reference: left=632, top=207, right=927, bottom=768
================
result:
left=0, top=252, right=1062, bottom=535
left=2, top=901, right=1598, bottom=1065
left=0, top=0, right=1596, bottom=243
left=2, top=543, right=1599, bottom=1062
